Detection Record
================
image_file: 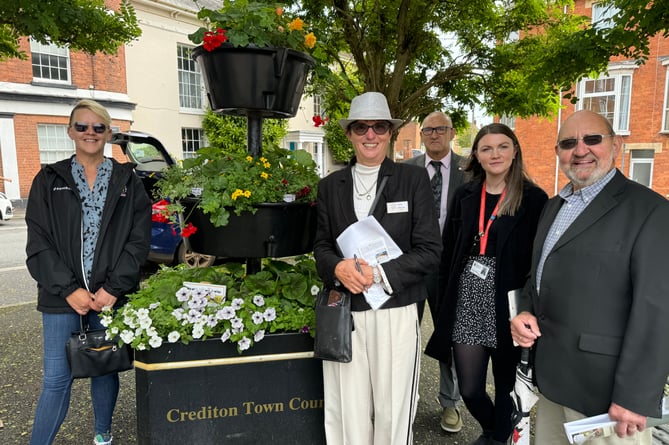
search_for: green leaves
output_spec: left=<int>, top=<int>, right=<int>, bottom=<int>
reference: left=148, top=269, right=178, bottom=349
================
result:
left=1, top=0, right=141, bottom=59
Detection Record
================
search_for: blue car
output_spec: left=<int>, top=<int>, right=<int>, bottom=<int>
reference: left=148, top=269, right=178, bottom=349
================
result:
left=112, top=131, right=215, bottom=268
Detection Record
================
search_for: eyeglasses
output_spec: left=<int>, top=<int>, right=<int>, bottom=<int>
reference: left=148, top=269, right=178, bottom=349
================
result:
left=421, top=126, right=453, bottom=136
left=349, top=121, right=392, bottom=136
left=72, top=122, right=108, bottom=134
left=557, top=134, right=613, bottom=150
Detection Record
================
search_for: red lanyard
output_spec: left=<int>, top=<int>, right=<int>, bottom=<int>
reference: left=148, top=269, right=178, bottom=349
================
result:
left=478, top=183, right=506, bottom=255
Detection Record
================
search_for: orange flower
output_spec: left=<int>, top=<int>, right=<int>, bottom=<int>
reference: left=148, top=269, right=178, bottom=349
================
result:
left=304, top=32, right=316, bottom=49
left=276, top=7, right=283, bottom=16
left=288, top=18, right=304, bottom=31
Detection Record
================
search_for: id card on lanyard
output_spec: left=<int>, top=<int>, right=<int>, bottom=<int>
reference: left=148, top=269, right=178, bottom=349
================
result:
left=470, top=183, right=506, bottom=279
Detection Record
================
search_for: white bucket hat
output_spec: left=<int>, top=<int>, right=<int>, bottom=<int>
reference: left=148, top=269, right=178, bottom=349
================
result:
left=338, top=92, right=404, bottom=131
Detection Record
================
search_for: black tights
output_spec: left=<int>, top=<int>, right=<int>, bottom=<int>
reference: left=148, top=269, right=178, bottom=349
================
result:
left=453, top=342, right=518, bottom=442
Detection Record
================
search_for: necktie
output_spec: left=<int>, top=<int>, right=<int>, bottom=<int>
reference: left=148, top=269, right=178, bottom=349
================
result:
left=430, top=161, right=442, bottom=218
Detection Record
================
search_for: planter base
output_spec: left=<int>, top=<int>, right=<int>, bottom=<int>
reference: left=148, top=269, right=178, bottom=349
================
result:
left=135, top=334, right=325, bottom=444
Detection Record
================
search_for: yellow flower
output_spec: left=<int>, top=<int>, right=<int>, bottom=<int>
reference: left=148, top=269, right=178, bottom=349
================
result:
left=261, top=172, right=269, bottom=179
left=246, top=155, right=253, bottom=162
left=304, top=32, right=316, bottom=49
left=288, top=18, right=304, bottom=32
left=260, top=157, right=268, bottom=163
left=243, top=190, right=251, bottom=198
left=231, top=189, right=244, bottom=201
left=263, top=162, right=271, bottom=169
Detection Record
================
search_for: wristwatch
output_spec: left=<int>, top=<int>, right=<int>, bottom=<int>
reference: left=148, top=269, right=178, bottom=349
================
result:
left=372, top=266, right=381, bottom=284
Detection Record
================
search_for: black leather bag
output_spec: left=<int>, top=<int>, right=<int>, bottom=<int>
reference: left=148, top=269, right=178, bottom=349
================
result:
left=314, top=288, right=354, bottom=363
left=65, top=316, right=134, bottom=378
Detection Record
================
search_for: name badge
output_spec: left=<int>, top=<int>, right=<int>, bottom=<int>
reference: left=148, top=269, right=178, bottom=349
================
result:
left=387, top=201, right=409, bottom=213
left=470, top=260, right=490, bottom=280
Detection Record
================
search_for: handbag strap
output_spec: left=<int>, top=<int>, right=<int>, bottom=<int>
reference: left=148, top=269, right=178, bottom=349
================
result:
left=367, top=176, right=388, bottom=217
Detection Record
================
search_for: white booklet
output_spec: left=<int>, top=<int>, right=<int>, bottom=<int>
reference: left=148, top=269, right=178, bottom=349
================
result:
left=563, top=394, right=669, bottom=444
left=336, top=216, right=402, bottom=310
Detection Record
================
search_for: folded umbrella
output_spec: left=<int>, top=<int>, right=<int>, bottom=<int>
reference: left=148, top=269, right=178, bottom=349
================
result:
left=510, top=347, right=538, bottom=445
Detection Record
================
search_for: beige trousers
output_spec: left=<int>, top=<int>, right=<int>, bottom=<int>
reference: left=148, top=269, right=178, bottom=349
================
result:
left=535, top=394, right=652, bottom=445
left=322, top=304, right=421, bottom=445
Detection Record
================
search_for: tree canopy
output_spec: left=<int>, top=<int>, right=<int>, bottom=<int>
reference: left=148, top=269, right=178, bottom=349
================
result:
left=300, top=0, right=668, bottom=127
left=0, top=0, right=141, bottom=60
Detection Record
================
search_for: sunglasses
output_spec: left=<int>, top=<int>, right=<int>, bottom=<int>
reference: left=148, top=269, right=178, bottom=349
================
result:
left=557, top=134, right=612, bottom=150
left=421, top=126, right=453, bottom=136
left=349, top=121, right=392, bottom=136
left=72, top=122, right=108, bottom=134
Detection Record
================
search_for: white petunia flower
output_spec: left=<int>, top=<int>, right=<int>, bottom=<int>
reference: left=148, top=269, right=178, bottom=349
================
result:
left=231, top=298, right=244, bottom=310
left=238, top=337, right=251, bottom=351
left=254, top=330, right=265, bottom=342
left=252, top=311, right=264, bottom=325
left=253, top=295, right=265, bottom=306
left=167, top=331, right=181, bottom=343
left=176, top=287, right=191, bottom=302
left=311, top=285, right=319, bottom=296
left=263, top=307, right=277, bottom=321
left=220, top=329, right=231, bottom=343
left=149, top=336, right=163, bottom=348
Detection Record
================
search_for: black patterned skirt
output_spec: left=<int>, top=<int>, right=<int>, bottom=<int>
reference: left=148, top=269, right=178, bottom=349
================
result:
left=452, top=255, right=497, bottom=348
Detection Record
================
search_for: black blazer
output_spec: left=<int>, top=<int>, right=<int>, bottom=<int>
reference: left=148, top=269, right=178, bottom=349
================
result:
left=425, top=179, right=548, bottom=363
left=518, top=170, right=669, bottom=417
left=313, top=157, right=442, bottom=311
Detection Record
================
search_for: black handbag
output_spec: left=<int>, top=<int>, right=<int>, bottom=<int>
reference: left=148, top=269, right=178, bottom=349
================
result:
left=65, top=315, right=134, bottom=378
left=314, top=288, right=353, bottom=363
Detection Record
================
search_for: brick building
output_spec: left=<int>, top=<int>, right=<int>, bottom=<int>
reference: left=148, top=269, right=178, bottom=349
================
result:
left=511, top=0, right=669, bottom=198
left=0, top=1, right=135, bottom=204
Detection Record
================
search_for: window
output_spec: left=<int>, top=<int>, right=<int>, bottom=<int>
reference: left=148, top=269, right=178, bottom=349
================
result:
left=182, top=128, right=205, bottom=159
left=592, top=2, right=620, bottom=30
left=37, top=124, right=74, bottom=165
left=663, top=61, right=669, bottom=132
left=30, top=39, right=70, bottom=83
left=578, top=70, right=633, bottom=133
left=177, top=45, right=203, bottom=110
left=629, top=149, right=654, bottom=188
left=313, top=95, right=323, bottom=117
left=500, top=115, right=516, bottom=130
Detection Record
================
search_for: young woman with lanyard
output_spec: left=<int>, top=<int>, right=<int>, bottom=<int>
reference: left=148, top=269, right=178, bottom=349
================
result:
left=425, top=123, right=548, bottom=445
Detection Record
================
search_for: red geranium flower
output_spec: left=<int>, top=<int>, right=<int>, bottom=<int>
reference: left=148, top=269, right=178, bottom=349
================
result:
left=203, top=28, right=228, bottom=51
left=180, top=222, right=198, bottom=238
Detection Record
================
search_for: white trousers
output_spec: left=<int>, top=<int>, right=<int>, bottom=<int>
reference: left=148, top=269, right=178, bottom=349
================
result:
left=536, top=394, right=652, bottom=445
left=323, top=304, right=421, bottom=445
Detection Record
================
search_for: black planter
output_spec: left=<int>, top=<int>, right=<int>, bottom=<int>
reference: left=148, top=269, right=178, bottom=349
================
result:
left=183, top=199, right=317, bottom=258
left=134, top=333, right=325, bottom=444
left=192, top=45, right=316, bottom=118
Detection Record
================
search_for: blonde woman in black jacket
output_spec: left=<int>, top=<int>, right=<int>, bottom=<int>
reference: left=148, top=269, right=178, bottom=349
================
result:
left=26, top=99, right=151, bottom=445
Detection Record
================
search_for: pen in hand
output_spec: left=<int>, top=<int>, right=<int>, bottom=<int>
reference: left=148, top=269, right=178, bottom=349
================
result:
left=353, top=254, right=363, bottom=275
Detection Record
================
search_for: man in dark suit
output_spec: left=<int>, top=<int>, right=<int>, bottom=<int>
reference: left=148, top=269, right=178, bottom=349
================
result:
left=405, top=111, right=465, bottom=433
left=511, top=110, right=669, bottom=444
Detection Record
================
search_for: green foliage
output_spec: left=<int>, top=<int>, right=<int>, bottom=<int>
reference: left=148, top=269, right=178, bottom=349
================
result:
left=299, top=0, right=668, bottom=122
left=0, top=0, right=141, bottom=59
left=323, top=121, right=353, bottom=163
left=201, top=110, right=287, bottom=154
left=156, top=144, right=319, bottom=228
left=101, top=256, right=320, bottom=353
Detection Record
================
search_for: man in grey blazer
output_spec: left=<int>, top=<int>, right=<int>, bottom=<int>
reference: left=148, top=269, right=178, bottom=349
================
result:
left=511, top=110, right=669, bottom=444
left=406, top=111, right=465, bottom=433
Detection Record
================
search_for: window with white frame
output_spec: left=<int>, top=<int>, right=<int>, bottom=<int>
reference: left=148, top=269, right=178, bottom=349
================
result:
left=629, top=149, right=654, bottom=188
left=662, top=61, right=669, bottom=132
left=592, top=2, right=620, bottom=30
left=30, top=39, right=71, bottom=83
left=182, top=128, right=205, bottom=159
left=500, top=115, right=516, bottom=130
left=177, top=45, right=203, bottom=110
left=37, top=124, right=74, bottom=165
left=578, top=70, right=633, bottom=133
left=313, top=95, right=323, bottom=116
